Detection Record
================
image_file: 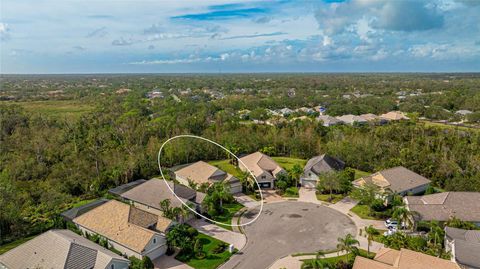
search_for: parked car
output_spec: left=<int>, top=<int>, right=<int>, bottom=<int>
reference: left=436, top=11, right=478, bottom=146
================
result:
left=385, top=219, right=405, bottom=229
left=384, top=228, right=397, bottom=236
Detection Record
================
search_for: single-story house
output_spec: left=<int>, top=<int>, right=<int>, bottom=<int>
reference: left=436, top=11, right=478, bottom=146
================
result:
left=239, top=152, right=285, bottom=189
left=404, top=192, right=480, bottom=225
left=110, top=179, right=205, bottom=217
left=360, top=113, right=388, bottom=125
left=456, top=110, right=473, bottom=116
left=72, top=200, right=169, bottom=260
left=0, top=229, right=130, bottom=269
left=174, top=161, right=242, bottom=194
left=316, top=115, right=342, bottom=127
left=445, top=227, right=480, bottom=269
left=301, top=154, right=345, bottom=188
left=353, top=166, right=431, bottom=196
left=352, top=247, right=460, bottom=269
left=61, top=198, right=109, bottom=222
left=380, top=111, right=409, bottom=121
left=336, top=114, right=368, bottom=125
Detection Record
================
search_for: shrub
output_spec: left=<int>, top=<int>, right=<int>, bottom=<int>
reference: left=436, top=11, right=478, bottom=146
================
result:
left=370, top=198, right=386, bottom=212
left=142, top=256, right=154, bottom=269
left=285, top=187, right=298, bottom=196
left=187, top=227, right=199, bottom=237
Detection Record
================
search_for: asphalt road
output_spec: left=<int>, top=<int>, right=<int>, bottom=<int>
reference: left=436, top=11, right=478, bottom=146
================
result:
left=221, top=201, right=357, bottom=269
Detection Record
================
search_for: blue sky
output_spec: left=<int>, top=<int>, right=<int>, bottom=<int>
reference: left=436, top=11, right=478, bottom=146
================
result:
left=1, top=0, right=479, bottom=73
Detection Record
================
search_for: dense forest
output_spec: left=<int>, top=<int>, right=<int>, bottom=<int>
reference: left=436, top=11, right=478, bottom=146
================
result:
left=1, top=73, right=479, bottom=245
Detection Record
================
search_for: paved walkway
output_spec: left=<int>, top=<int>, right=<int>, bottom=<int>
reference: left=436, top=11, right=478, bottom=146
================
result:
left=187, top=218, right=246, bottom=250
left=233, top=193, right=260, bottom=208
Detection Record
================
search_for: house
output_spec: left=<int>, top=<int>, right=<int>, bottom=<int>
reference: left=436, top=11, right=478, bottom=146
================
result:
left=380, top=111, right=409, bottom=121
left=239, top=152, right=285, bottom=189
left=277, top=108, right=294, bottom=116
left=445, top=227, right=480, bottom=269
left=456, top=110, right=473, bottom=116
left=72, top=200, right=169, bottom=260
left=110, top=179, right=205, bottom=217
left=61, top=198, right=110, bottom=222
left=352, top=247, right=460, bottom=269
left=301, top=154, right=345, bottom=188
left=317, top=115, right=342, bottom=127
left=0, top=229, right=130, bottom=269
left=360, top=113, right=388, bottom=125
left=404, top=192, right=480, bottom=225
left=174, top=161, right=242, bottom=194
left=336, top=114, right=368, bottom=125
left=353, top=166, right=431, bottom=196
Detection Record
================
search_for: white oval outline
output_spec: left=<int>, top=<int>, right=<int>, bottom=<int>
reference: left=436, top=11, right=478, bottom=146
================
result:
left=157, top=134, right=264, bottom=227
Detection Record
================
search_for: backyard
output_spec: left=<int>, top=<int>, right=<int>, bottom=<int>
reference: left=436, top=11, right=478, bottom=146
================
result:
left=271, top=156, right=307, bottom=170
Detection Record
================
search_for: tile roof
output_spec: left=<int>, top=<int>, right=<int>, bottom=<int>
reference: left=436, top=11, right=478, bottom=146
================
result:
left=452, top=238, right=480, bottom=268
left=405, top=192, right=480, bottom=222
left=0, top=229, right=128, bottom=269
left=175, top=161, right=226, bottom=185
left=352, top=248, right=460, bottom=269
left=336, top=114, right=368, bottom=124
left=73, top=200, right=161, bottom=253
left=108, top=179, right=147, bottom=196
left=239, top=152, right=285, bottom=179
left=316, top=115, right=342, bottom=126
left=380, top=111, right=409, bottom=121
left=61, top=198, right=109, bottom=221
left=119, top=179, right=197, bottom=209
left=304, top=154, right=345, bottom=175
left=354, top=166, right=431, bottom=194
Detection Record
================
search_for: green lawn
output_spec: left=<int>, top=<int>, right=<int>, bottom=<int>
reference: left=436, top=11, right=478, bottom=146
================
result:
left=272, top=156, right=307, bottom=170
left=176, top=233, right=234, bottom=269
left=301, top=249, right=375, bottom=266
left=0, top=235, right=37, bottom=254
left=5, top=100, right=94, bottom=119
left=211, top=202, right=244, bottom=231
left=350, top=205, right=382, bottom=220
left=353, top=169, right=371, bottom=179
left=208, top=159, right=244, bottom=178
left=316, top=193, right=345, bottom=204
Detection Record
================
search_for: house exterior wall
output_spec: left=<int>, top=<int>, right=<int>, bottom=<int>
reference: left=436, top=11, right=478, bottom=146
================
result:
left=175, top=175, right=190, bottom=187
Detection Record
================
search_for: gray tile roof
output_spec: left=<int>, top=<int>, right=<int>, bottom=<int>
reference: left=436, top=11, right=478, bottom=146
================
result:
left=61, top=198, right=109, bottom=221
left=405, top=192, right=480, bottom=222
left=359, top=166, right=431, bottom=193
left=119, top=179, right=197, bottom=209
left=0, top=230, right=129, bottom=269
left=304, top=154, right=345, bottom=175
left=108, top=179, right=147, bottom=196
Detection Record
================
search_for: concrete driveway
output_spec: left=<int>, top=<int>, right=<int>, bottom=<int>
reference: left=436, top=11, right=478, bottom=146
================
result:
left=221, top=201, right=357, bottom=269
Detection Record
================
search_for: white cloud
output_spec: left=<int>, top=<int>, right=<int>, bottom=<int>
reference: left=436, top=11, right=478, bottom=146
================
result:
left=0, top=22, right=11, bottom=41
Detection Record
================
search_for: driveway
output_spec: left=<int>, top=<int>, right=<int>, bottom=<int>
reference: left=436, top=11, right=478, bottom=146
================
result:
left=153, top=254, right=193, bottom=269
left=221, top=201, right=357, bottom=269
left=233, top=193, right=260, bottom=208
left=187, top=218, right=246, bottom=250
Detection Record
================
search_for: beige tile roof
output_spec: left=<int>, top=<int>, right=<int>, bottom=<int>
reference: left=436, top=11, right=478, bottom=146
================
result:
left=405, top=192, right=480, bottom=222
left=175, top=161, right=225, bottom=184
left=239, top=152, right=284, bottom=178
left=73, top=200, right=160, bottom=253
left=0, top=229, right=128, bottom=269
left=353, top=166, right=431, bottom=194
left=380, top=111, right=409, bottom=121
left=353, top=248, right=460, bottom=269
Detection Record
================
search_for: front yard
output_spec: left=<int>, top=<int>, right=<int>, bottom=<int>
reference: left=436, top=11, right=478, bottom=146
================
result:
left=350, top=204, right=383, bottom=220
left=210, top=202, right=244, bottom=231
left=176, top=233, right=234, bottom=269
left=316, top=193, right=345, bottom=204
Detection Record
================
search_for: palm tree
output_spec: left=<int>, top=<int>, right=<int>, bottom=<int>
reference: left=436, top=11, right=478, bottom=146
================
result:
left=289, top=164, right=304, bottom=188
left=336, top=234, right=360, bottom=261
left=392, top=206, right=415, bottom=231
left=364, top=225, right=378, bottom=256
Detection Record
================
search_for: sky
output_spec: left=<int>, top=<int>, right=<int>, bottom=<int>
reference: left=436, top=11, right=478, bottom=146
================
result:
left=1, top=0, right=480, bottom=73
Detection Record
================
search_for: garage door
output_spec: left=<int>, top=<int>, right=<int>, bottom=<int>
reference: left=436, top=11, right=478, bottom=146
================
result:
left=259, top=182, right=272, bottom=189
left=302, top=179, right=317, bottom=189
left=146, top=245, right=167, bottom=260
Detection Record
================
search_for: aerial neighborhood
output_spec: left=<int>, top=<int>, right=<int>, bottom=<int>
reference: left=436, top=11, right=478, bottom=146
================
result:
left=2, top=138, right=480, bottom=269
